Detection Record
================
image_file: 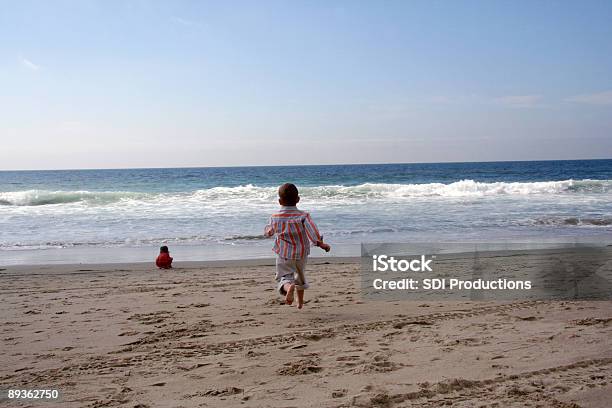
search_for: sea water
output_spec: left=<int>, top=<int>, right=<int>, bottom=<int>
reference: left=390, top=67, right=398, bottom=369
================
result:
left=1, top=160, right=611, bottom=265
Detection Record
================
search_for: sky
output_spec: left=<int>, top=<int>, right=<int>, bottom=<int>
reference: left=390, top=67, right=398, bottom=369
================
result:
left=1, top=0, right=611, bottom=170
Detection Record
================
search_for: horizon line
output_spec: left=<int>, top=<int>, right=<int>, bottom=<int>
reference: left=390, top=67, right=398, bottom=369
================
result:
left=1, top=157, right=611, bottom=172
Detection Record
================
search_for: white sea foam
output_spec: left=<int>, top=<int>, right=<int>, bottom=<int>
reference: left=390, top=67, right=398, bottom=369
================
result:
left=0, top=190, right=148, bottom=206
left=0, top=179, right=609, bottom=207
left=301, top=179, right=611, bottom=198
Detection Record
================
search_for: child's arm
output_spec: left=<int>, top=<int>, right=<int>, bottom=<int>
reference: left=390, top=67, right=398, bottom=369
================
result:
left=303, top=213, right=331, bottom=252
left=264, top=218, right=275, bottom=237
left=317, top=239, right=331, bottom=252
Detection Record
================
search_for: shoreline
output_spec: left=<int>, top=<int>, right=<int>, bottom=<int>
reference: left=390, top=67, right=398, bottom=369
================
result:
left=0, top=242, right=360, bottom=267
left=0, top=256, right=360, bottom=275
left=2, top=237, right=610, bottom=268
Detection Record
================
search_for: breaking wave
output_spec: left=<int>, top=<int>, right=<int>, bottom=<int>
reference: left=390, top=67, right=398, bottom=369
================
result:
left=297, top=179, right=611, bottom=198
left=0, top=179, right=610, bottom=207
left=0, top=190, right=148, bottom=206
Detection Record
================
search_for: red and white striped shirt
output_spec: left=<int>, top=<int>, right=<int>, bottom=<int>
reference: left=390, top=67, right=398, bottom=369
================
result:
left=264, top=206, right=323, bottom=259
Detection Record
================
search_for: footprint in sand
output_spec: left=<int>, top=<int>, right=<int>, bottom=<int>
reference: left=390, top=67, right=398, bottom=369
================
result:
left=277, top=354, right=322, bottom=375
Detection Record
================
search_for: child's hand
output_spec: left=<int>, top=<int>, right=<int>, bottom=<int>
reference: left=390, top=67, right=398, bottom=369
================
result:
left=264, top=225, right=275, bottom=237
left=319, top=242, right=331, bottom=252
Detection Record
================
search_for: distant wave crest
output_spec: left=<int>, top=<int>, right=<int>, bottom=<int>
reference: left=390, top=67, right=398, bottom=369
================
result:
left=0, top=179, right=610, bottom=206
left=300, top=179, right=611, bottom=198
left=0, top=190, right=148, bottom=206
left=190, top=179, right=610, bottom=201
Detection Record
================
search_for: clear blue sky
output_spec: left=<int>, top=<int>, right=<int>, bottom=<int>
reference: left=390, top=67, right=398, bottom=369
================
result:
left=1, top=0, right=611, bottom=170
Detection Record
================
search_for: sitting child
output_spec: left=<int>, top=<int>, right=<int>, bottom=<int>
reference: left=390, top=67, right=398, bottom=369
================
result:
left=264, top=183, right=330, bottom=309
left=155, top=245, right=173, bottom=269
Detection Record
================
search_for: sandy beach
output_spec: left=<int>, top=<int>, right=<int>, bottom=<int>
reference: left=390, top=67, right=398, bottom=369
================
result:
left=3, top=0, right=612, bottom=406
left=1, top=257, right=611, bottom=407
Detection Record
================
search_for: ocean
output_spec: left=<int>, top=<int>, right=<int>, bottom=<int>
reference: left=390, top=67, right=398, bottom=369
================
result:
left=1, top=160, right=611, bottom=265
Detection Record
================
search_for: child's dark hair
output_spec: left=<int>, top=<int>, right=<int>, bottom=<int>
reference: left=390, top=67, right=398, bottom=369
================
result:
left=279, top=183, right=299, bottom=206
left=160, top=245, right=169, bottom=253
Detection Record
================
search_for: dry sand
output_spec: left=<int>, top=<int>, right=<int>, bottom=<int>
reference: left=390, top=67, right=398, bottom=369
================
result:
left=1, top=257, right=611, bottom=407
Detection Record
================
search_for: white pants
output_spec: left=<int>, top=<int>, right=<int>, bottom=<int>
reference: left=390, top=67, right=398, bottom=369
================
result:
left=276, top=256, right=309, bottom=294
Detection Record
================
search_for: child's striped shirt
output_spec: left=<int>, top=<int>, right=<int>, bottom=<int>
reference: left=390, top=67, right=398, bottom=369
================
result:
left=264, top=206, right=322, bottom=259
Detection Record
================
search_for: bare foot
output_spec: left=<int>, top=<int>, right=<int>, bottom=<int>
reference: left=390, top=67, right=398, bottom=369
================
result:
left=285, top=284, right=295, bottom=305
left=297, top=289, right=304, bottom=309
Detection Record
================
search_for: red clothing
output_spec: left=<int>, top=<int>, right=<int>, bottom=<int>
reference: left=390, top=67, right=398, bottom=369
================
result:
left=156, top=252, right=173, bottom=269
